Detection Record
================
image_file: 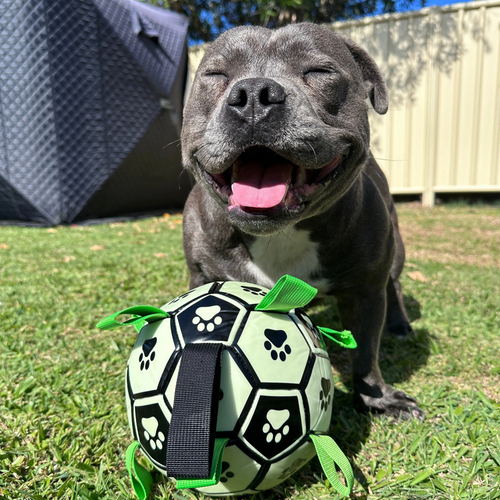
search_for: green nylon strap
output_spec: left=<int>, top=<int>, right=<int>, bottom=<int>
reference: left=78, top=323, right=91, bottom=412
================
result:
left=176, top=438, right=229, bottom=489
left=255, top=275, right=318, bottom=313
left=126, top=441, right=153, bottom=500
left=310, top=434, right=354, bottom=497
left=131, top=316, right=147, bottom=334
left=96, top=305, right=169, bottom=332
left=318, top=326, right=357, bottom=349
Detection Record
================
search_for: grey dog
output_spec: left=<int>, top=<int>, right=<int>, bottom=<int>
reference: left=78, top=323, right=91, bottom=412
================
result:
left=181, top=23, right=424, bottom=420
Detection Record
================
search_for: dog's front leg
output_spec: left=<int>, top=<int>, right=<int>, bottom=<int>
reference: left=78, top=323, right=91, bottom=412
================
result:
left=336, top=289, right=424, bottom=420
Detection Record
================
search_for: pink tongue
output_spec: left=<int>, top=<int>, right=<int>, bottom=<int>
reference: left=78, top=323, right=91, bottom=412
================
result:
left=232, top=162, right=293, bottom=209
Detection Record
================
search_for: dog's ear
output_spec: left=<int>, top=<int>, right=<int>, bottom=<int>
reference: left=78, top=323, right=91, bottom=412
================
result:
left=341, top=36, right=389, bottom=115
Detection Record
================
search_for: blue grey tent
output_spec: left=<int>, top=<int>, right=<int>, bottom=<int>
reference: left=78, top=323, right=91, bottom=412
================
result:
left=0, top=0, right=191, bottom=224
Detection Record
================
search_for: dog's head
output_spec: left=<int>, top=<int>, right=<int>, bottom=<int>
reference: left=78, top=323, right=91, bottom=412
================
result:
left=182, top=23, right=388, bottom=235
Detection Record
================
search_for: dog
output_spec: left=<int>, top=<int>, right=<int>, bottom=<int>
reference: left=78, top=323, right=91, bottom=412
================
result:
left=181, top=23, right=424, bottom=420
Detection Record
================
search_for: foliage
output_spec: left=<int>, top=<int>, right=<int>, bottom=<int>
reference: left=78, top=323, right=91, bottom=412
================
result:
left=1, top=205, right=499, bottom=499
left=142, top=0, right=425, bottom=42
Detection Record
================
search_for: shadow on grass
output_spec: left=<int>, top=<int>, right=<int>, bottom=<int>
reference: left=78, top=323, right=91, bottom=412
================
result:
left=404, top=294, right=422, bottom=323
left=309, top=295, right=430, bottom=387
left=379, top=327, right=431, bottom=386
left=301, top=298, right=432, bottom=495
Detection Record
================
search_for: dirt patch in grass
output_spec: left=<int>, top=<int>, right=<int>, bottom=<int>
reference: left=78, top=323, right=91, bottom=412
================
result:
left=446, top=376, right=500, bottom=403
left=399, top=213, right=500, bottom=268
left=405, top=248, right=500, bottom=268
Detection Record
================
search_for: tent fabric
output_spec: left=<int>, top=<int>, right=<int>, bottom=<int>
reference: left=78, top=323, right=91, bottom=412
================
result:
left=0, top=0, right=191, bottom=225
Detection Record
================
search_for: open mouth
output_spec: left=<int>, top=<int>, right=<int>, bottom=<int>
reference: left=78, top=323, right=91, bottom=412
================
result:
left=202, top=146, right=349, bottom=215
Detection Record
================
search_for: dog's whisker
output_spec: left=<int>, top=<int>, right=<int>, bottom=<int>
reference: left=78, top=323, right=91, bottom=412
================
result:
left=305, top=141, right=318, bottom=166
left=162, top=139, right=182, bottom=150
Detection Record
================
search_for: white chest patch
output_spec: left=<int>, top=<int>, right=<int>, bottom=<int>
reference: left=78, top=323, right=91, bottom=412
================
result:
left=245, top=227, right=330, bottom=296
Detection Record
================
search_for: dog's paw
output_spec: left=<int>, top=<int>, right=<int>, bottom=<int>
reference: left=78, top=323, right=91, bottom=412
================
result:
left=354, top=384, right=425, bottom=421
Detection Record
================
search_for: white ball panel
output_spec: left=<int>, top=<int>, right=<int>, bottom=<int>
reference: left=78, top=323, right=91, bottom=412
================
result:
left=305, top=353, right=334, bottom=434
left=216, top=350, right=254, bottom=432
left=164, top=359, right=180, bottom=410
left=256, top=440, right=316, bottom=491
left=125, top=369, right=134, bottom=440
left=237, top=312, right=311, bottom=385
left=195, top=445, right=260, bottom=496
left=128, top=320, right=177, bottom=396
left=200, top=488, right=257, bottom=497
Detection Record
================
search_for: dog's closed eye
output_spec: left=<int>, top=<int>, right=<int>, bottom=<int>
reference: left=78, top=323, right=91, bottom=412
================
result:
left=204, top=71, right=228, bottom=80
left=303, top=67, right=334, bottom=75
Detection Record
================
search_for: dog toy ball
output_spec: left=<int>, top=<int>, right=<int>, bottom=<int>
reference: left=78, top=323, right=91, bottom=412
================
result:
left=97, top=275, right=357, bottom=498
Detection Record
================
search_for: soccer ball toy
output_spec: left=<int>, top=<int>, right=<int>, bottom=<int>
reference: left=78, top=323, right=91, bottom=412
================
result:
left=98, top=275, right=356, bottom=498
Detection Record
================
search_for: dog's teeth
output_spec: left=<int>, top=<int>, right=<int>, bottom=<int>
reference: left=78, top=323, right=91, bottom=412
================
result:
left=231, top=160, right=241, bottom=183
left=284, top=190, right=295, bottom=205
left=295, top=166, right=306, bottom=187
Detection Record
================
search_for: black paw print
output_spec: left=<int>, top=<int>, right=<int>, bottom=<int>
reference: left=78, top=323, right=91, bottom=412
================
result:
left=139, top=337, right=157, bottom=370
left=264, top=329, right=291, bottom=361
left=278, top=457, right=307, bottom=480
left=220, top=462, right=234, bottom=483
left=241, top=285, right=267, bottom=296
left=319, top=377, right=331, bottom=411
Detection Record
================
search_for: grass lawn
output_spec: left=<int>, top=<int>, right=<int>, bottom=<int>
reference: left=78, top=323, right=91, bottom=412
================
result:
left=0, top=204, right=499, bottom=500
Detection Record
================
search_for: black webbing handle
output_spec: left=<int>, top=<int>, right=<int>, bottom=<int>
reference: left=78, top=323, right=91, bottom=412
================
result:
left=166, top=342, right=223, bottom=479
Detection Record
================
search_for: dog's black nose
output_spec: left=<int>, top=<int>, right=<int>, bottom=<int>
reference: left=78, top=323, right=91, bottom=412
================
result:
left=227, top=78, right=286, bottom=124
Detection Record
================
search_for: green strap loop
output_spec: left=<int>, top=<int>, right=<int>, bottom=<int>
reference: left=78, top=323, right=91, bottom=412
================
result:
left=126, top=441, right=153, bottom=500
left=176, top=437, right=229, bottom=489
left=96, top=305, right=169, bottom=332
left=318, top=326, right=357, bottom=349
left=310, top=434, right=354, bottom=497
left=255, top=275, right=318, bottom=313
